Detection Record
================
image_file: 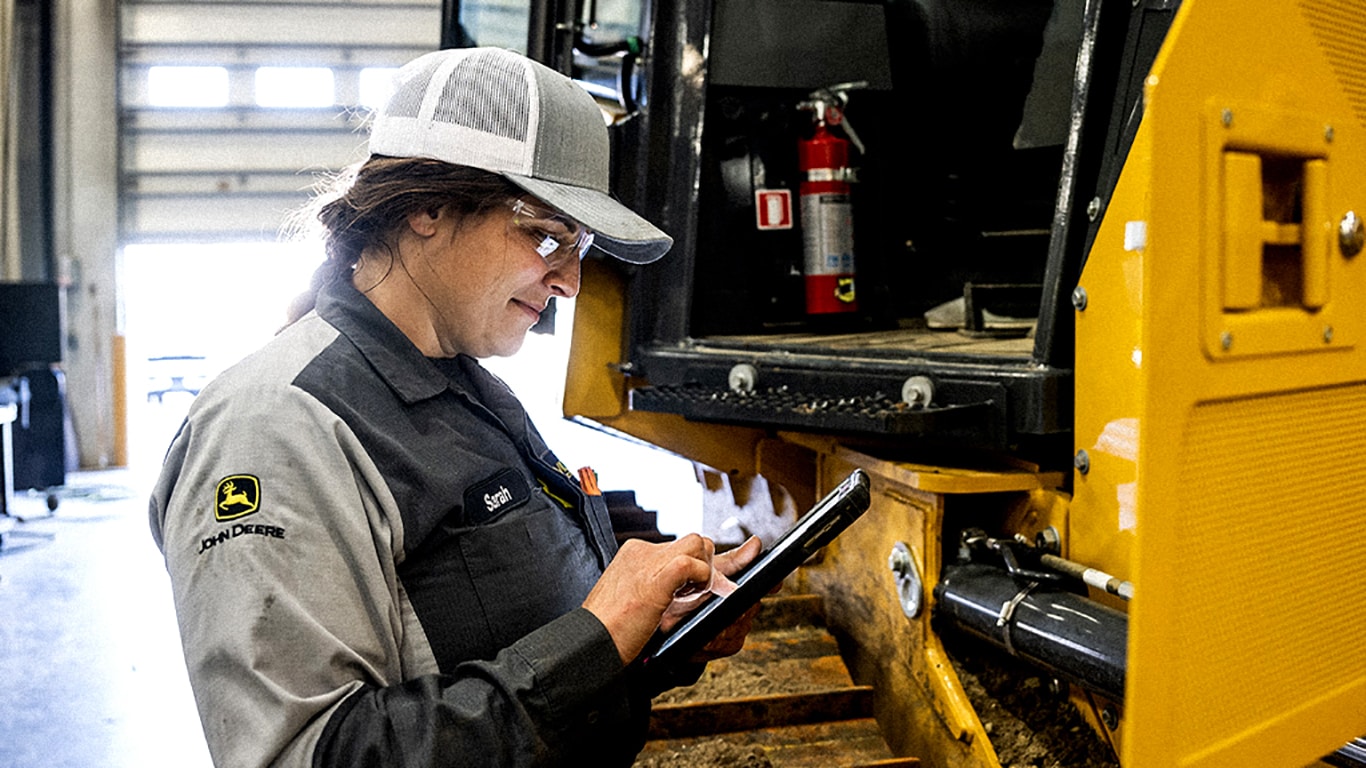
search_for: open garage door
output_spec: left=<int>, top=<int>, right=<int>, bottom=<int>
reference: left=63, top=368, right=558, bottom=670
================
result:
left=118, top=0, right=447, bottom=242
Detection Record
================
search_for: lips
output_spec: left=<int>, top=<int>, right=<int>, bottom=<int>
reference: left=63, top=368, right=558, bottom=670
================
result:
left=512, top=298, right=543, bottom=321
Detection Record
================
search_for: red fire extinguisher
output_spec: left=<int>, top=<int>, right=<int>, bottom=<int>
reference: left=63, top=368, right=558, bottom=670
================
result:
left=798, top=83, right=865, bottom=315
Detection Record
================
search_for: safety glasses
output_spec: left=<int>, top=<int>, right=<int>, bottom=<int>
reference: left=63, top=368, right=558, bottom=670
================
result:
left=508, top=198, right=595, bottom=269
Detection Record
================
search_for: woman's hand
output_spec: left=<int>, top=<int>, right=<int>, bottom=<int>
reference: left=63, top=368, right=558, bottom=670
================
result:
left=582, top=533, right=717, bottom=665
left=687, top=535, right=763, bottom=661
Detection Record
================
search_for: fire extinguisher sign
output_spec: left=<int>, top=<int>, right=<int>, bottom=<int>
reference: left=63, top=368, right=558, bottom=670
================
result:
left=755, top=189, right=793, bottom=230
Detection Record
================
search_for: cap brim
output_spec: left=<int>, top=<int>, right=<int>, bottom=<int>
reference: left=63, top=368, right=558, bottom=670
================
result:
left=504, top=174, right=672, bottom=264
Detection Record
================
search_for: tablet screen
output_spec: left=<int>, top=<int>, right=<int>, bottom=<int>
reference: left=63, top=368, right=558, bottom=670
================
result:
left=642, top=468, right=871, bottom=667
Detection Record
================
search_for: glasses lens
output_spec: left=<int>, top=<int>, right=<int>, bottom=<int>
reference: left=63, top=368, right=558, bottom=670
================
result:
left=510, top=199, right=593, bottom=265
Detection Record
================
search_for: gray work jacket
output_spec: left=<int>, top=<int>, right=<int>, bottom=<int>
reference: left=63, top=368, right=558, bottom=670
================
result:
left=150, top=278, right=651, bottom=767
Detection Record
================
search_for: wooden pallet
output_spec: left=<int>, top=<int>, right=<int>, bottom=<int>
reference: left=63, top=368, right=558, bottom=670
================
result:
left=635, top=594, right=919, bottom=768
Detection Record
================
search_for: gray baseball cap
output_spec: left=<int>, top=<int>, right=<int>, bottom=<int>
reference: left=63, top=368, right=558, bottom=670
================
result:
left=368, top=47, right=672, bottom=264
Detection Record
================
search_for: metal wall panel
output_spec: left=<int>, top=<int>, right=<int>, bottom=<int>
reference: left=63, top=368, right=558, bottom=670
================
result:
left=122, top=1, right=441, bottom=47
left=125, top=126, right=370, bottom=172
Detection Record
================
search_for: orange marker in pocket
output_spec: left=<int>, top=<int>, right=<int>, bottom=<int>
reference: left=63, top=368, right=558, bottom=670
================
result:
left=577, top=467, right=601, bottom=496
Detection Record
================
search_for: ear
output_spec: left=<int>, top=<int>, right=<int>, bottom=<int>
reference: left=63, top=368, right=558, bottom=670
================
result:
left=406, top=207, right=441, bottom=237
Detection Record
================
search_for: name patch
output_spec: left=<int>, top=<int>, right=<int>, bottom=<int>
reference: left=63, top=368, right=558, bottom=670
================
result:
left=464, top=468, right=531, bottom=524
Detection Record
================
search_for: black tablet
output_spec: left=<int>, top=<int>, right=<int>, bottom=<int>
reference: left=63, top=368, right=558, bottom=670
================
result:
left=640, top=468, right=872, bottom=668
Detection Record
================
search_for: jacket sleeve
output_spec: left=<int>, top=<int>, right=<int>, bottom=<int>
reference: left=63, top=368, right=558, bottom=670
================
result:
left=314, top=609, right=640, bottom=767
left=149, top=382, right=638, bottom=768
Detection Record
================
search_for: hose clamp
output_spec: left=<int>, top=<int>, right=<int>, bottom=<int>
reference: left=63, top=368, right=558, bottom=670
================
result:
left=996, top=580, right=1039, bottom=656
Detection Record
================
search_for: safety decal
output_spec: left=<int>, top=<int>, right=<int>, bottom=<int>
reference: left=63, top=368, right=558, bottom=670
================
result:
left=755, top=189, right=793, bottom=230
left=835, top=276, right=857, bottom=303
left=215, top=475, right=260, bottom=522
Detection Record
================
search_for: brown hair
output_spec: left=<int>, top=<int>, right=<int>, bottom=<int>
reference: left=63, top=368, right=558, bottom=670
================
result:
left=285, top=156, right=521, bottom=323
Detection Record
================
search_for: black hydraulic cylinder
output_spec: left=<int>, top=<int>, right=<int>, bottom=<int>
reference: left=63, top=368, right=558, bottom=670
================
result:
left=1325, top=737, right=1366, bottom=768
left=934, top=563, right=1127, bottom=698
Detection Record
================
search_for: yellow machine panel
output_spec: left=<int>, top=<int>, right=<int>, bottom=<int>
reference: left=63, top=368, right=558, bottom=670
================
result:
left=558, top=0, right=1366, bottom=765
left=1073, top=1, right=1366, bottom=765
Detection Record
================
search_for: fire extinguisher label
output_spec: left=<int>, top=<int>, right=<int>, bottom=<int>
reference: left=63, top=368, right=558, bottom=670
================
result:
left=801, top=193, right=854, bottom=275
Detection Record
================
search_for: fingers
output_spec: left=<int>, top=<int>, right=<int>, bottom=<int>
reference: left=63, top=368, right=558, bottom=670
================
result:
left=713, top=535, right=762, bottom=577
left=660, top=537, right=757, bottom=632
left=659, top=550, right=716, bottom=598
left=660, top=534, right=715, bottom=597
left=581, top=534, right=723, bottom=665
left=620, top=534, right=713, bottom=606
left=689, top=602, right=762, bottom=663
left=685, top=540, right=766, bottom=663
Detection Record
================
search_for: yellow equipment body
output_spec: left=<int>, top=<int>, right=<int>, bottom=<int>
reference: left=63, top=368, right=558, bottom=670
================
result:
left=1092, top=1, right=1366, bottom=765
left=562, top=0, right=1366, bottom=765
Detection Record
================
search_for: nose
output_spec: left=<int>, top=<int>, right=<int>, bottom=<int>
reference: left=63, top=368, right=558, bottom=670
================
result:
left=545, top=256, right=581, bottom=298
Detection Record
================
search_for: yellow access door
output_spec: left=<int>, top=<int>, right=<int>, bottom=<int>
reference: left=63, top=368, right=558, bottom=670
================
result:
left=1074, top=1, right=1366, bottom=765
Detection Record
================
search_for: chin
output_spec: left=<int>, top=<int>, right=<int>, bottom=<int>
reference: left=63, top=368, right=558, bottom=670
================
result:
left=487, top=336, right=529, bottom=359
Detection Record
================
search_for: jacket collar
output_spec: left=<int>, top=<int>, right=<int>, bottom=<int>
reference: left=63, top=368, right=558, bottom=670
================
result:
left=315, top=278, right=451, bottom=404
left=315, top=279, right=554, bottom=465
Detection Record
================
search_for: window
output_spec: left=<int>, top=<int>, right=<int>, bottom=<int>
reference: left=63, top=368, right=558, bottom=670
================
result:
left=255, top=67, right=335, bottom=108
left=147, top=66, right=229, bottom=107
left=358, top=67, right=400, bottom=109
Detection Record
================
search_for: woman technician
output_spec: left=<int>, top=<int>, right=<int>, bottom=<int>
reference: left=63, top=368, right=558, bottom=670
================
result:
left=150, top=47, right=760, bottom=767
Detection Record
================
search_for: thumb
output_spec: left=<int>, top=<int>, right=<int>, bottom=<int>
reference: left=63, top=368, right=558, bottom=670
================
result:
left=715, top=535, right=763, bottom=577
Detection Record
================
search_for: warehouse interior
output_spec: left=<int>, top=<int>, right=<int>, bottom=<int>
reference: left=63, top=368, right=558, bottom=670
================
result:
left=3, top=1, right=1366, bottom=767
left=0, top=1, right=699, bottom=765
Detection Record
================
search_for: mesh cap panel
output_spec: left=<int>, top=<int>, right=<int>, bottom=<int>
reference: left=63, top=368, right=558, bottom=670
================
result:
left=366, top=47, right=672, bottom=263
left=434, top=53, right=530, bottom=142
left=386, top=59, right=440, bottom=119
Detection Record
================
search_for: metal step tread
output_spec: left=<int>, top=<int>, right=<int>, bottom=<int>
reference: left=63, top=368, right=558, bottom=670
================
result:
left=631, top=383, right=991, bottom=437
left=635, top=594, right=919, bottom=767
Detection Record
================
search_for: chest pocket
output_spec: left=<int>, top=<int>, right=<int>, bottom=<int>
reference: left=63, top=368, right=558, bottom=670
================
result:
left=400, top=500, right=602, bottom=669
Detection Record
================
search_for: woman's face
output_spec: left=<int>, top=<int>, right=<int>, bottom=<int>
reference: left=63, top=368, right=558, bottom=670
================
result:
left=402, top=199, right=583, bottom=359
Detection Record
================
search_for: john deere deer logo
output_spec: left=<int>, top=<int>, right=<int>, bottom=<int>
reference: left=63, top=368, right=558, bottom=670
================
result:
left=215, top=475, right=260, bottom=522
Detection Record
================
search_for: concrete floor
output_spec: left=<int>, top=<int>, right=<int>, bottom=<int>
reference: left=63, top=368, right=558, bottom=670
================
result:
left=0, top=469, right=213, bottom=767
